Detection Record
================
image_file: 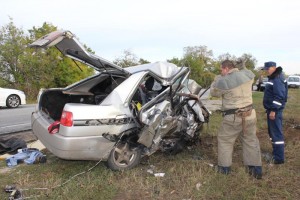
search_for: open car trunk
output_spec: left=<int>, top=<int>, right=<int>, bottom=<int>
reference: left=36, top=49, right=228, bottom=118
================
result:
left=38, top=74, right=127, bottom=121
left=38, top=90, right=92, bottom=121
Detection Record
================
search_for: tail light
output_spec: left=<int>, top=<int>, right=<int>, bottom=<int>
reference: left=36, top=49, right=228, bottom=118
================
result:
left=60, top=111, right=73, bottom=127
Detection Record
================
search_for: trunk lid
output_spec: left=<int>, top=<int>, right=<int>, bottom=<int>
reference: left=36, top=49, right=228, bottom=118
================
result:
left=29, top=30, right=130, bottom=75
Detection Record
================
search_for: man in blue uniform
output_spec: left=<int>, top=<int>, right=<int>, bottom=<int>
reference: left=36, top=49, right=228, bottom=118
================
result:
left=262, top=61, right=288, bottom=164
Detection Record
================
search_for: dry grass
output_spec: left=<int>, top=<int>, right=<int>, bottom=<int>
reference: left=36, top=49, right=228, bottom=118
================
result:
left=0, top=89, right=299, bottom=200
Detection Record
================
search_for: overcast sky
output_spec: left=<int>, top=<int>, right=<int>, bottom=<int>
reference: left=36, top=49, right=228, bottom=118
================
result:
left=1, top=0, right=300, bottom=75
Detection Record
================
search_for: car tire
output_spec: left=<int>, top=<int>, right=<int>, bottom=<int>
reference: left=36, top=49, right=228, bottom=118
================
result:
left=107, top=142, right=141, bottom=171
left=6, top=94, right=21, bottom=108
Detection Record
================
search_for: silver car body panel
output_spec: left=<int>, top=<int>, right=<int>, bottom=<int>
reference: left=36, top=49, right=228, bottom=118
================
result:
left=140, top=100, right=172, bottom=126
left=138, top=100, right=174, bottom=148
left=182, top=80, right=205, bottom=122
left=61, top=104, right=136, bottom=136
left=31, top=111, right=115, bottom=160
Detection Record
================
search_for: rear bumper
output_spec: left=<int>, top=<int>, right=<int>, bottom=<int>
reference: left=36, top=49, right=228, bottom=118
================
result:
left=31, top=111, right=115, bottom=160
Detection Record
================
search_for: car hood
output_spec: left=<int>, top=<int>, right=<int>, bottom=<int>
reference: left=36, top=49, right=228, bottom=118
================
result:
left=29, top=30, right=130, bottom=76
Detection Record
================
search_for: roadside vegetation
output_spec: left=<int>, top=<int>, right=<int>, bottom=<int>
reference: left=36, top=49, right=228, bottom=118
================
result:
left=0, top=89, right=299, bottom=200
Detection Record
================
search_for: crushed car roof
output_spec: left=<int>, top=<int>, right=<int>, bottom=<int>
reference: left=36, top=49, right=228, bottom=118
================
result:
left=126, top=61, right=187, bottom=79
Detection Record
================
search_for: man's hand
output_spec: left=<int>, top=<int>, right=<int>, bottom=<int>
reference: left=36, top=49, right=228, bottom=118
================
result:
left=269, top=111, right=276, bottom=120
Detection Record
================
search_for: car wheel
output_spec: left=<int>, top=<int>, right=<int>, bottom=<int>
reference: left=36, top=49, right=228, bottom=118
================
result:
left=107, top=142, right=141, bottom=171
left=6, top=94, right=20, bottom=108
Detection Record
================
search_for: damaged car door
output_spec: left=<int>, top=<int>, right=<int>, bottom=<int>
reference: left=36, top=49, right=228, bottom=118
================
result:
left=107, top=69, right=210, bottom=170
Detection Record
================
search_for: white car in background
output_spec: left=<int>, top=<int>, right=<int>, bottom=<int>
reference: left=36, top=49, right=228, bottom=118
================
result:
left=287, top=75, right=300, bottom=88
left=0, top=87, right=26, bottom=108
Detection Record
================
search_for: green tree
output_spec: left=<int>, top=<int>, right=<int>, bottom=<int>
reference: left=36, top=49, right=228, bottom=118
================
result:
left=138, top=58, right=150, bottom=65
left=0, top=19, right=94, bottom=101
left=217, top=53, right=256, bottom=70
left=0, top=18, right=27, bottom=89
left=167, top=57, right=181, bottom=66
left=217, top=52, right=260, bottom=84
left=217, top=53, right=237, bottom=62
left=27, top=23, right=94, bottom=88
left=181, top=45, right=215, bottom=88
left=239, top=53, right=257, bottom=71
left=113, top=49, right=140, bottom=67
left=113, top=49, right=151, bottom=67
left=183, top=46, right=213, bottom=65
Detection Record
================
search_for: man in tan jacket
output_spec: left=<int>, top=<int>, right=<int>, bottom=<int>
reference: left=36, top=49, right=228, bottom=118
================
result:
left=210, top=59, right=262, bottom=179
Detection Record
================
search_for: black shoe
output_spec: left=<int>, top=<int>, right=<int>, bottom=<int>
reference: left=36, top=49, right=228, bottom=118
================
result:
left=217, top=166, right=231, bottom=175
left=273, top=160, right=284, bottom=164
left=253, top=172, right=262, bottom=179
left=248, top=166, right=262, bottom=179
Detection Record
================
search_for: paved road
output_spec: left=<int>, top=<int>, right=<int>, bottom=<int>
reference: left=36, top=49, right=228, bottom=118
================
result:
left=0, top=104, right=35, bottom=135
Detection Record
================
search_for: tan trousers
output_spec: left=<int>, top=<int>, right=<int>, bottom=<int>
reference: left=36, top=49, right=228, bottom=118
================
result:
left=218, top=109, right=262, bottom=167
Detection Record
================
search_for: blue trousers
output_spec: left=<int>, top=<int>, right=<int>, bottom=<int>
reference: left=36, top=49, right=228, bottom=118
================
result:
left=267, top=110, right=284, bottom=162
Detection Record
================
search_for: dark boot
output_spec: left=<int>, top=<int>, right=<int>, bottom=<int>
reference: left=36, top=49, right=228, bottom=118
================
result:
left=217, top=166, right=231, bottom=175
left=248, top=166, right=262, bottom=179
left=273, top=159, right=284, bottom=164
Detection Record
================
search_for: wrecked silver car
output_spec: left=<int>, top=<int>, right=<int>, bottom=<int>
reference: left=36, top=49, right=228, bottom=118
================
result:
left=30, top=30, right=210, bottom=170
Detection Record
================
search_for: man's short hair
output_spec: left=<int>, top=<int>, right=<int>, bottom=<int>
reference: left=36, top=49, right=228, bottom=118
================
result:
left=221, top=60, right=235, bottom=69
